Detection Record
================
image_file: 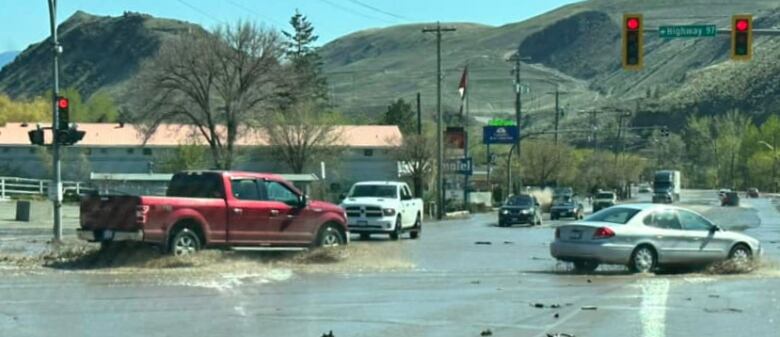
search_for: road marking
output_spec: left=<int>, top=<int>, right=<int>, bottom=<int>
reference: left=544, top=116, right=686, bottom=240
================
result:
left=639, top=278, right=670, bottom=337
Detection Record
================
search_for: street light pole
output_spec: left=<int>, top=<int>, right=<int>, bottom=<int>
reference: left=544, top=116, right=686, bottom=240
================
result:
left=48, top=0, right=63, bottom=243
left=508, top=54, right=530, bottom=194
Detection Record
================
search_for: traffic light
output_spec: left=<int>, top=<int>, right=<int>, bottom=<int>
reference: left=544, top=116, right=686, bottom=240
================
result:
left=731, top=15, right=752, bottom=61
left=58, top=127, right=86, bottom=146
left=622, top=14, right=643, bottom=70
left=28, top=127, right=44, bottom=146
left=56, top=96, right=69, bottom=131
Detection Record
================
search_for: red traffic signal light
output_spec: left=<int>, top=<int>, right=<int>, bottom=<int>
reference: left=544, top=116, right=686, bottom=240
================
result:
left=735, top=19, right=749, bottom=32
left=622, top=14, right=643, bottom=70
left=626, top=18, right=640, bottom=30
left=57, top=97, right=69, bottom=109
left=731, top=15, right=752, bottom=61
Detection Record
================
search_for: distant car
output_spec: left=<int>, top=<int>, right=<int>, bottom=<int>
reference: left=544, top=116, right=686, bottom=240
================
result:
left=747, top=188, right=760, bottom=198
left=638, top=185, right=652, bottom=193
left=498, top=194, right=542, bottom=227
left=550, top=204, right=761, bottom=273
left=550, top=196, right=584, bottom=220
left=722, top=192, right=740, bottom=206
left=718, top=188, right=731, bottom=200
left=592, top=191, right=617, bottom=212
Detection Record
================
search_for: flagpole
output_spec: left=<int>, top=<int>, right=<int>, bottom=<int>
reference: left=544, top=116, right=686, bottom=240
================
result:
left=463, top=65, right=469, bottom=210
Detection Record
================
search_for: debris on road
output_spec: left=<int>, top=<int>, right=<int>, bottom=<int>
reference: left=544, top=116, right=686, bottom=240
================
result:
left=533, top=303, right=545, bottom=308
left=708, top=294, right=720, bottom=298
left=321, top=330, right=335, bottom=337
left=474, top=241, right=492, bottom=245
left=547, top=333, right=575, bottom=337
left=550, top=304, right=561, bottom=308
left=586, top=279, right=592, bottom=283
left=480, top=328, right=493, bottom=336
left=470, top=280, right=481, bottom=285
left=704, top=308, right=743, bottom=313
left=685, top=297, right=692, bottom=301
left=554, top=313, right=560, bottom=319
left=503, top=241, right=514, bottom=244
left=580, top=306, right=598, bottom=310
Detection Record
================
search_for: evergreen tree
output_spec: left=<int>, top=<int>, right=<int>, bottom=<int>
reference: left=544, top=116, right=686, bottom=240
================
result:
left=283, top=10, right=328, bottom=103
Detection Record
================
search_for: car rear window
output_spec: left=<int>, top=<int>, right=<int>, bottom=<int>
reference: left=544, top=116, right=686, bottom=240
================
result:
left=585, top=207, right=640, bottom=224
left=597, top=192, right=614, bottom=199
left=167, top=172, right=224, bottom=199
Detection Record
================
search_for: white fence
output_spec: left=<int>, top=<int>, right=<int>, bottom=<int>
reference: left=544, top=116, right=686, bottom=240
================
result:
left=0, top=176, right=91, bottom=199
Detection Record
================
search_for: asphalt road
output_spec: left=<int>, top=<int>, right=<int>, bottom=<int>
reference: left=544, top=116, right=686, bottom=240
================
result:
left=1, top=190, right=779, bottom=337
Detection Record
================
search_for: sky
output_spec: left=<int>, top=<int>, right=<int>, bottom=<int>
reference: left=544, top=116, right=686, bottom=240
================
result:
left=0, top=0, right=581, bottom=52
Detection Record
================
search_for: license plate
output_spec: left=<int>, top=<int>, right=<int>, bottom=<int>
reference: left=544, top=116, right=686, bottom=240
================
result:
left=103, top=230, right=114, bottom=240
left=512, top=217, right=520, bottom=222
left=357, top=220, right=368, bottom=226
left=569, top=230, right=582, bottom=240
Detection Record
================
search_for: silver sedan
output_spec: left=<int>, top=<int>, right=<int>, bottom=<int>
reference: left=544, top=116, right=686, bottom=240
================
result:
left=550, top=204, right=761, bottom=273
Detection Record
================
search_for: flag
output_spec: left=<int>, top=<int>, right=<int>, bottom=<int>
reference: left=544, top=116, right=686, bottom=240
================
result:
left=457, top=65, right=468, bottom=99
left=457, top=66, right=468, bottom=115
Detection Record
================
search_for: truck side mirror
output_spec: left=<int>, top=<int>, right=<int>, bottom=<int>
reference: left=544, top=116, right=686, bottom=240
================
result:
left=339, top=193, right=346, bottom=200
left=298, top=194, right=309, bottom=207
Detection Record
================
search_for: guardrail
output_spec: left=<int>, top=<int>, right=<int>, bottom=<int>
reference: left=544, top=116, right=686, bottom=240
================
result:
left=0, top=176, right=92, bottom=199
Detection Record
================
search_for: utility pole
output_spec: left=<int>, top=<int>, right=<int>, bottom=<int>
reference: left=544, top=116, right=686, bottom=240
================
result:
left=507, top=54, right=530, bottom=194
left=416, top=92, right=422, bottom=136
left=423, top=22, right=456, bottom=220
left=545, top=86, right=568, bottom=145
left=48, top=0, right=63, bottom=243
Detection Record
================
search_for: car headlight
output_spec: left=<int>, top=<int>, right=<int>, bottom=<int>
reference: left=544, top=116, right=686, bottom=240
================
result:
left=500, top=209, right=509, bottom=215
left=382, top=208, right=396, bottom=216
left=521, top=209, right=530, bottom=214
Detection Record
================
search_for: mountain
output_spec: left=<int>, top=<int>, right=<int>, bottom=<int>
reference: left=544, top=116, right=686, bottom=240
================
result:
left=0, top=51, right=20, bottom=69
left=0, top=11, right=201, bottom=100
left=2, top=1, right=779, bottom=129
left=319, top=0, right=780, bottom=127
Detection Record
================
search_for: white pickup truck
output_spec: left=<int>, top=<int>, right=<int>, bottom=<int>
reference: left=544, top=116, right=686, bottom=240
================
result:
left=339, top=181, right=423, bottom=240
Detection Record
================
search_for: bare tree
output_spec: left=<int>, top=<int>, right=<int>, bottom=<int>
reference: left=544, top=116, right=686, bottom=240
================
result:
left=128, top=22, right=285, bottom=169
left=391, top=133, right=434, bottom=198
left=263, top=101, right=344, bottom=173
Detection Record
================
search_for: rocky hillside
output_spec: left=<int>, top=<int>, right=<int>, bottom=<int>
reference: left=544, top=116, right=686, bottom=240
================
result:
left=0, top=11, right=201, bottom=99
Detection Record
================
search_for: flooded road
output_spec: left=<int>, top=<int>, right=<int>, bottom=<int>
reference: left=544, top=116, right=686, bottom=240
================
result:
left=1, top=190, right=779, bottom=337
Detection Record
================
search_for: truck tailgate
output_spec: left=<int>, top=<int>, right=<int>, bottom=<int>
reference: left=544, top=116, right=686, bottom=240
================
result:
left=80, top=195, right=142, bottom=231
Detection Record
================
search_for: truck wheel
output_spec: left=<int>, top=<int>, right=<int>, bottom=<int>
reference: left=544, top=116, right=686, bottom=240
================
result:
left=390, top=216, right=402, bottom=240
left=169, top=228, right=201, bottom=256
left=317, top=224, right=345, bottom=247
left=410, top=214, right=421, bottom=239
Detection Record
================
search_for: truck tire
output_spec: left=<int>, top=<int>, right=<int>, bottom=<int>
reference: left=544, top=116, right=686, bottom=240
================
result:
left=169, top=228, right=201, bottom=256
left=316, top=224, right=345, bottom=247
left=410, top=213, right=421, bottom=239
left=390, top=216, right=402, bottom=240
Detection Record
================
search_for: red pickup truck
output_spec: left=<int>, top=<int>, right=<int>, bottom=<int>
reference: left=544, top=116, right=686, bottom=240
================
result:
left=77, top=171, right=349, bottom=255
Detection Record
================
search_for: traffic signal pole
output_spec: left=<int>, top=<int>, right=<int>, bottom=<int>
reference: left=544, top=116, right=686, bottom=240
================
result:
left=48, top=0, right=63, bottom=243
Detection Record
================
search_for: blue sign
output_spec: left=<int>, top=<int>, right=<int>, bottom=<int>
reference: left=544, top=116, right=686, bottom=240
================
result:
left=483, top=126, right=519, bottom=144
left=445, top=157, right=473, bottom=175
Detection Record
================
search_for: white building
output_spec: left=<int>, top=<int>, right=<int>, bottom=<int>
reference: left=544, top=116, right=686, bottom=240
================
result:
left=0, top=122, right=403, bottom=198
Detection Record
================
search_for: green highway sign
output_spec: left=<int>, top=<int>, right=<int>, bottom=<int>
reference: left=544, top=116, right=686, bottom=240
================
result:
left=659, top=25, right=717, bottom=38
left=487, top=118, right=516, bottom=126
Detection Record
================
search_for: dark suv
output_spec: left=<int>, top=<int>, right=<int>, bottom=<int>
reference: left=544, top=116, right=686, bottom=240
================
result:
left=498, top=194, right=542, bottom=227
left=722, top=191, right=740, bottom=206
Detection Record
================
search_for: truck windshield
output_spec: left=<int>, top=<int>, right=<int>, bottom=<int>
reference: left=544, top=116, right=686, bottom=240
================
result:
left=167, top=173, right=224, bottom=199
left=596, top=193, right=614, bottom=199
left=350, top=185, right=398, bottom=198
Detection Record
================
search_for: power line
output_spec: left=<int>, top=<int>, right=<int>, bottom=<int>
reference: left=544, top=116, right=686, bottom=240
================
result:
left=225, top=0, right=287, bottom=27
left=174, top=0, right=224, bottom=24
left=317, top=0, right=394, bottom=24
left=346, top=0, right=410, bottom=21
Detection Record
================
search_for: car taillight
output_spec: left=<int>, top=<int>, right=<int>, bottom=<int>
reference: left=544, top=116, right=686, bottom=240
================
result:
left=555, top=228, right=560, bottom=239
left=593, top=227, right=615, bottom=239
left=136, top=205, right=150, bottom=224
